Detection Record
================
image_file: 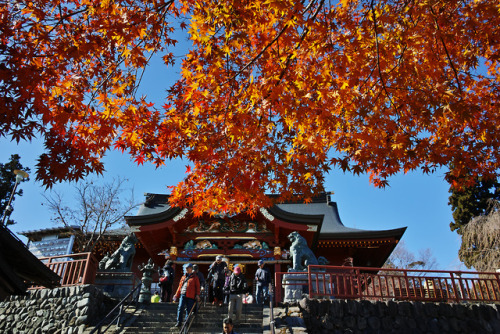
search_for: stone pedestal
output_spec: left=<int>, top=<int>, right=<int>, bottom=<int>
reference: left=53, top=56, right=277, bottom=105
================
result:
left=283, top=271, right=333, bottom=302
left=283, top=272, right=308, bottom=302
left=95, top=272, right=135, bottom=299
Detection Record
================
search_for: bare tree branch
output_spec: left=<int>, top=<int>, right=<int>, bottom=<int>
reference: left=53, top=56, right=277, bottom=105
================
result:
left=44, top=176, right=139, bottom=253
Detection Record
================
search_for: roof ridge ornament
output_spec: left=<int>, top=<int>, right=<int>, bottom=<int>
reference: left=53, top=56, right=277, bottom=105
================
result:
left=259, top=208, right=275, bottom=221
left=173, top=208, right=188, bottom=222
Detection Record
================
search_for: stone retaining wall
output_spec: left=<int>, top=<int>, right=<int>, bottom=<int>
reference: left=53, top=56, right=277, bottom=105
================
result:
left=0, top=285, right=114, bottom=334
left=298, top=298, right=500, bottom=333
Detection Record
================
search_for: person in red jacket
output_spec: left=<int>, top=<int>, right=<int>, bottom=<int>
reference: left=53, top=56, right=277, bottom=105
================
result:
left=173, top=263, right=201, bottom=327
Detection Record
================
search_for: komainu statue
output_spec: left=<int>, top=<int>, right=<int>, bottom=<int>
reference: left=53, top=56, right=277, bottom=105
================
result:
left=99, top=233, right=138, bottom=271
left=288, top=231, right=318, bottom=271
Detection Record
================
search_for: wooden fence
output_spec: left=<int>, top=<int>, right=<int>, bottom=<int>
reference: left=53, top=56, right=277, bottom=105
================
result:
left=275, top=265, right=500, bottom=304
left=32, top=252, right=98, bottom=288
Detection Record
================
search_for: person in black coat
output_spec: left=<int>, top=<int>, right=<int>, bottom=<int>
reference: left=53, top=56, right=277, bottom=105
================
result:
left=207, top=255, right=227, bottom=306
left=159, top=260, right=174, bottom=302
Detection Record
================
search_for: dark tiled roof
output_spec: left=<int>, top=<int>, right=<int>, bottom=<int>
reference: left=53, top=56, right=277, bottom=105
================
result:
left=19, top=225, right=81, bottom=241
left=126, top=193, right=406, bottom=239
left=20, top=225, right=132, bottom=241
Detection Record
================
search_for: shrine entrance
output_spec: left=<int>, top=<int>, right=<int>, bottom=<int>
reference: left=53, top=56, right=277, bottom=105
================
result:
left=125, top=193, right=405, bottom=290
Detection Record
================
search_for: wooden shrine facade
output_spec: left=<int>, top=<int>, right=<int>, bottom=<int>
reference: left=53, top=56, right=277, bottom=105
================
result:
left=125, top=193, right=407, bottom=277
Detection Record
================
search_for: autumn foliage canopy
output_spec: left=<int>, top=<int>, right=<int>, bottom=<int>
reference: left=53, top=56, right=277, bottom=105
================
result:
left=1, top=0, right=499, bottom=215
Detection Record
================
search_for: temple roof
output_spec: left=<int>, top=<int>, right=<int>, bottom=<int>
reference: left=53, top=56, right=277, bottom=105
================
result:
left=20, top=225, right=81, bottom=241
left=127, top=193, right=406, bottom=240
left=21, top=225, right=132, bottom=241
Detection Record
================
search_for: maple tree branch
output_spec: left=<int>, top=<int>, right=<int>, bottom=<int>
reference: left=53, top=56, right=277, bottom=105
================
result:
left=222, top=0, right=314, bottom=85
left=370, top=0, right=397, bottom=112
left=133, top=5, right=174, bottom=97
left=277, top=0, right=325, bottom=84
left=223, top=24, right=290, bottom=85
left=47, top=7, right=89, bottom=36
left=429, top=5, right=463, bottom=95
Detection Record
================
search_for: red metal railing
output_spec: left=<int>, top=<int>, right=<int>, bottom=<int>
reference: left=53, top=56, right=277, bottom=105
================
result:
left=34, top=252, right=98, bottom=287
left=275, top=265, right=500, bottom=304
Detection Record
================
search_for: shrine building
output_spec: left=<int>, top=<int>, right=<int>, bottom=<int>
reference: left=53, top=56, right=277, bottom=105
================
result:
left=125, top=192, right=406, bottom=282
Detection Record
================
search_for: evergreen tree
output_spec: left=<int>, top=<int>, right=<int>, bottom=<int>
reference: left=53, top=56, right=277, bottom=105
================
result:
left=448, top=177, right=500, bottom=235
left=0, top=154, right=30, bottom=225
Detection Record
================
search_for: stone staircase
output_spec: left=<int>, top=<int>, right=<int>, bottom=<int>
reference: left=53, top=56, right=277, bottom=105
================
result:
left=119, top=302, right=267, bottom=334
left=119, top=303, right=178, bottom=334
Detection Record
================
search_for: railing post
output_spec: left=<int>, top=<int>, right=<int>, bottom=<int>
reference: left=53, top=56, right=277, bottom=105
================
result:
left=449, top=272, right=460, bottom=303
left=274, top=273, right=282, bottom=304
left=308, top=266, right=313, bottom=299
left=356, top=268, right=362, bottom=299
left=269, top=282, right=275, bottom=334
left=495, top=272, right=500, bottom=301
left=403, top=270, right=410, bottom=300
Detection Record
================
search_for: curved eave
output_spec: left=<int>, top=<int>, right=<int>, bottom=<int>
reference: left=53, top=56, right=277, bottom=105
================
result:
left=318, top=226, right=407, bottom=241
left=267, top=205, right=324, bottom=226
left=125, top=207, right=181, bottom=226
left=267, top=205, right=324, bottom=247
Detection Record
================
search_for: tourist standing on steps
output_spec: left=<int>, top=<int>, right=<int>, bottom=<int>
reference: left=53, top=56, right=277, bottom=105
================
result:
left=226, top=265, right=247, bottom=324
left=173, top=263, right=200, bottom=327
left=193, top=264, right=205, bottom=311
left=255, top=259, right=271, bottom=304
left=193, top=264, right=206, bottom=291
left=221, top=317, right=239, bottom=334
left=223, top=267, right=231, bottom=304
left=159, top=260, right=174, bottom=302
left=207, top=255, right=227, bottom=306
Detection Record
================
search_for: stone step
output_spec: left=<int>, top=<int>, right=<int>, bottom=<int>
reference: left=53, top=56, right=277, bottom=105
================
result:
left=123, top=328, right=263, bottom=334
left=120, top=303, right=266, bottom=334
left=130, top=317, right=262, bottom=323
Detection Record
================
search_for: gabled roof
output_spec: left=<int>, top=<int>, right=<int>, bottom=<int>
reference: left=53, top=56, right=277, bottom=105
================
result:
left=20, top=225, right=81, bottom=241
left=276, top=200, right=406, bottom=239
left=21, top=225, right=132, bottom=241
left=126, top=193, right=406, bottom=241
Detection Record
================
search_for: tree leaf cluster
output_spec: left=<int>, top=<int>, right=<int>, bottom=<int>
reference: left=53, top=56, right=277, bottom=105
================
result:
left=2, top=0, right=500, bottom=214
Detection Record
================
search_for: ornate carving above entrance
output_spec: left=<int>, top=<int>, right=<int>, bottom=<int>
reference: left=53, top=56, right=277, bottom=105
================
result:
left=233, top=240, right=269, bottom=250
left=184, top=239, right=218, bottom=250
left=183, top=219, right=270, bottom=233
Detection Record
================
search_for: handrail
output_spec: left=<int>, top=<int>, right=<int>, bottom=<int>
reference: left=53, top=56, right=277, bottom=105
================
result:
left=268, top=282, right=276, bottom=334
left=179, top=300, right=199, bottom=334
left=89, top=281, right=142, bottom=334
